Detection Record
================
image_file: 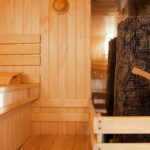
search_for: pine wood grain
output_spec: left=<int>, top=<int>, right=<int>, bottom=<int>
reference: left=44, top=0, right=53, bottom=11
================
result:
left=20, top=135, right=91, bottom=150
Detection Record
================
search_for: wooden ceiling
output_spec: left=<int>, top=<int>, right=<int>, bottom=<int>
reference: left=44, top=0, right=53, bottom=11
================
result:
left=91, top=0, right=122, bottom=61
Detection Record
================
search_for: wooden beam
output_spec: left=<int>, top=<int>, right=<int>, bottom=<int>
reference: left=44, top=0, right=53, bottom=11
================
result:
left=32, top=112, right=89, bottom=122
left=0, top=55, right=40, bottom=66
left=0, top=44, right=40, bottom=55
left=0, top=35, right=41, bottom=44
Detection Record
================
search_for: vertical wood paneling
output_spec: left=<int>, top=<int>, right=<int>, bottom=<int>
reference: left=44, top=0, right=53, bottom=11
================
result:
left=0, top=105, right=32, bottom=150
left=40, top=0, right=49, bottom=98
left=0, top=86, right=39, bottom=150
left=58, top=14, right=67, bottom=98
left=14, top=0, right=23, bottom=33
left=23, top=0, right=31, bottom=34
left=0, top=0, right=91, bottom=136
left=85, top=0, right=91, bottom=98
left=76, top=0, right=85, bottom=98
left=6, top=0, right=15, bottom=34
left=0, top=116, right=4, bottom=149
left=67, top=0, right=76, bottom=98
left=49, top=0, right=58, bottom=98
left=0, top=0, right=7, bottom=34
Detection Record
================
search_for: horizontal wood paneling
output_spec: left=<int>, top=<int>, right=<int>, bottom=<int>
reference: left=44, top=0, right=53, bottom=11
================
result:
left=0, top=35, right=40, bottom=44
left=32, top=112, right=89, bottom=122
left=33, top=98, right=89, bottom=107
left=32, top=107, right=89, bottom=135
left=0, top=44, right=40, bottom=55
left=0, top=55, right=40, bottom=66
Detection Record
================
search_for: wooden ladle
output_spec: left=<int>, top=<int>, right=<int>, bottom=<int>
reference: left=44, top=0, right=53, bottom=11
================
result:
left=132, top=67, right=150, bottom=81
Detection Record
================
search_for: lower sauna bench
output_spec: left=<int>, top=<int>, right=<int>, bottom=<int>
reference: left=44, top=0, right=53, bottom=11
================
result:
left=0, top=84, right=40, bottom=150
left=89, top=101, right=150, bottom=150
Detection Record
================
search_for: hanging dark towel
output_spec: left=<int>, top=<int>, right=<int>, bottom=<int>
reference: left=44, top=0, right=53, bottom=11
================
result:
left=106, top=38, right=117, bottom=116
left=114, top=16, right=150, bottom=142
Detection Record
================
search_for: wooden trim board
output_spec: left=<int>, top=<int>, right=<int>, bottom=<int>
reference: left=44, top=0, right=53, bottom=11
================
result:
left=0, top=84, right=39, bottom=93
left=0, top=35, right=41, bottom=44
left=33, top=98, right=89, bottom=107
left=0, top=55, right=40, bottom=66
left=32, top=112, right=89, bottom=122
left=0, top=44, right=40, bottom=55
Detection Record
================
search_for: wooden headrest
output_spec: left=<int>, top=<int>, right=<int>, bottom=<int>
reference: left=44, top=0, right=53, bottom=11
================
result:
left=53, top=0, right=69, bottom=13
left=0, top=72, right=22, bottom=85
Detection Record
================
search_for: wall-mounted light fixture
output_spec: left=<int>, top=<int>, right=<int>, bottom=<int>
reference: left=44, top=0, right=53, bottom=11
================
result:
left=53, top=0, right=69, bottom=14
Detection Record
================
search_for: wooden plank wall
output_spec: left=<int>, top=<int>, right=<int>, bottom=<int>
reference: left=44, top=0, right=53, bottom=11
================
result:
left=0, top=0, right=91, bottom=135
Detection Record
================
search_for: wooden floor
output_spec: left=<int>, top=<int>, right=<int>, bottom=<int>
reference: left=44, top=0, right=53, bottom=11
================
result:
left=20, top=135, right=92, bottom=150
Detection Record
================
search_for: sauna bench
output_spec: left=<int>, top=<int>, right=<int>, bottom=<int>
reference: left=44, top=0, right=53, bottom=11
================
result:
left=89, top=100, right=150, bottom=150
left=0, top=84, right=40, bottom=115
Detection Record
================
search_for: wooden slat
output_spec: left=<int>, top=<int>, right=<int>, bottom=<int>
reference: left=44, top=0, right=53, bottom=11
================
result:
left=0, top=35, right=40, bottom=44
left=32, top=112, right=89, bottom=122
left=0, top=55, right=40, bottom=66
left=33, top=98, right=89, bottom=107
left=97, top=143, right=150, bottom=150
left=0, top=84, right=39, bottom=93
left=0, top=44, right=40, bottom=55
left=94, top=117, right=150, bottom=134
